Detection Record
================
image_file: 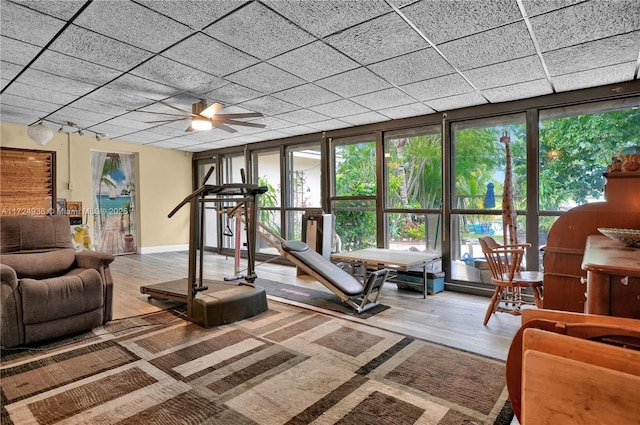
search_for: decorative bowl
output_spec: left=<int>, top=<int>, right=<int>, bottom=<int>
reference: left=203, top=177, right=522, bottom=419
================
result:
left=597, top=228, right=640, bottom=248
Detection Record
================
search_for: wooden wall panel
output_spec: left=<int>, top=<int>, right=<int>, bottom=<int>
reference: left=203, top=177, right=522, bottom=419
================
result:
left=0, top=147, right=56, bottom=216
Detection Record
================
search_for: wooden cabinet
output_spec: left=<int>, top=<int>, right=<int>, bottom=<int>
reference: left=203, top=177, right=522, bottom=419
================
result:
left=543, top=172, right=640, bottom=313
left=582, top=235, right=640, bottom=318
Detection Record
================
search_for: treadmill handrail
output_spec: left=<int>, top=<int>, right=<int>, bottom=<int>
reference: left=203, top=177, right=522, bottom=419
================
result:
left=168, top=184, right=268, bottom=218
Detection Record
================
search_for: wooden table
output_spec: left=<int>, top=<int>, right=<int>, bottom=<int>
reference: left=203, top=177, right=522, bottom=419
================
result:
left=331, top=248, right=442, bottom=298
left=581, top=235, right=640, bottom=317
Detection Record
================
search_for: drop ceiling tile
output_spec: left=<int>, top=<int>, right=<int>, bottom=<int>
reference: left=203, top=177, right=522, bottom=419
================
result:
left=278, top=125, right=322, bottom=136
left=552, top=62, right=637, bottom=92
left=325, top=12, right=426, bottom=65
left=273, top=84, right=341, bottom=108
left=107, top=74, right=183, bottom=100
left=114, top=131, right=168, bottom=143
left=71, top=97, right=132, bottom=116
left=350, top=88, right=416, bottom=110
left=425, top=92, right=487, bottom=111
left=306, top=119, right=350, bottom=131
left=401, top=0, right=522, bottom=44
left=339, top=111, right=390, bottom=126
left=0, top=101, right=41, bottom=116
left=251, top=130, right=291, bottom=140
left=86, top=121, right=149, bottom=137
left=15, top=0, right=88, bottom=20
left=226, top=62, right=305, bottom=93
left=530, top=0, right=640, bottom=52
left=131, top=56, right=219, bottom=92
left=262, top=0, right=392, bottom=38
left=14, top=68, right=98, bottom=96
left=401, top=74, right=474, bottom=101
left=520, top=0, right=584, bottom=17
left=368, top=48, right=455, bottom=86
left=316, top=67, right=392, bottom=98
left=378, top=102, right=435, bottom=120
left=0, top=104, right=37, bottom=125
left=438, top=22, right=536, bottom=70
left=1, top=78, right=10, bottom=92
left=30, top=50, right=122, bottom=86
left=48, top=106, right=111, bottom=126
left=482, top=79, right=553, bottom=103
left=201, top=83, right=263, bottom=105
left=238, top=95, right=298, bottom=115
left=162, top=33, right=259, bottom=77
left=276, top=109, right=330, bottom=125
left=463, top=55, right=547, bottom=90
left=3, top=80, right=77, bottom=105
left=84, top=86, right=150, bottom=111
left=248, top=116, right=295, bottom=130
left=1, top=61, right=23, bottom=81
left=105, top=115, right=161, bottom=131
left=309, top=99, right=370, bottom=118
left=268, top=41, right=359, bottom=82
left=137, top=0, right=248, bottom=31
left=1, top=1, right=66, bottom=46
left=543, top=32, right=639, bottom=76
left=74, top=1, right=193, bottom=53
left=204, top=2, right=314, bottom=60
left=0, top=37, right=42, bottom=66
left=145, top=140, right=193, bottom=149
left=48, top=25, right=152, bottom=72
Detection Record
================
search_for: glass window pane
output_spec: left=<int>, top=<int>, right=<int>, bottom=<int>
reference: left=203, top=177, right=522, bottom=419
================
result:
left=222, top=154, right=245, bottom=183
left=334, top=139, right=376, bottom=197
left=386, top=212, right=442, bottom=254
left=254, top=150, right=281, bottom=207
left=286, top=210, right=304, bottom=241
left=453, top=116, right=527, bottom=212
left=332, top=199, right=376, bottom=251
left=385, top=127, right=442, bottom=209
left=539, top=101, right=640, bottom=211
left=286, top=145, right=321, bottom=208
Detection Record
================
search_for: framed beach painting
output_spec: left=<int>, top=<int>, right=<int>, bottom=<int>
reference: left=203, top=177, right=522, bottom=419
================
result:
left=91, top=151, right=137, bottom=255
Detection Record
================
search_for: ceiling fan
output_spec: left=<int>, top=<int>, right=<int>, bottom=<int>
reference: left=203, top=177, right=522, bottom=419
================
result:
left=141, top=100, right=266, bottom=133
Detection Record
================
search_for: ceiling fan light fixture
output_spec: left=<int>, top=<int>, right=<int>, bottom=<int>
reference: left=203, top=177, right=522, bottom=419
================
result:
left=191, top=117, right=212, bottom=131
left=27, top=121, right=54, bottom=146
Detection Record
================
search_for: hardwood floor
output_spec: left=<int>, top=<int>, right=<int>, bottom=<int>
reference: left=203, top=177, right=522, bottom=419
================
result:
left=109, top=251, right=523, bottom=361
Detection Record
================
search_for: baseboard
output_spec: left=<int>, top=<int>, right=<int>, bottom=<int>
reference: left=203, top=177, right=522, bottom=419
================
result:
left=139, top=244, right=189, bottom=254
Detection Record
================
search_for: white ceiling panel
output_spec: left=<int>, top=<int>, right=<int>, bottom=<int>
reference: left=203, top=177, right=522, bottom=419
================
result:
left=268, top=41, right=359, bottom=82
left=203, top=2, right=314, bottom=60
left=1, top=0, right=638, bottom=152
left=324, top=12, right=426, bottom=65
left=401, top=0, right=522, bottom=44
left=73, top=1, right=194, bottom=53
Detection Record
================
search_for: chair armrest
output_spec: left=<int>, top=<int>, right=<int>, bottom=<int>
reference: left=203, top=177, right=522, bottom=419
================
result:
left=1, top=263, right=18, bottom=289
left=1, top=263, right=24, bottom=347
left=502, top=243, right=532, bottom=249
left=75, top=251, right=115, bottom=270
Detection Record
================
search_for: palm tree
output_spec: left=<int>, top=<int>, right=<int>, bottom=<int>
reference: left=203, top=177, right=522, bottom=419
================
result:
left=97, top=154, right=122, bottom=227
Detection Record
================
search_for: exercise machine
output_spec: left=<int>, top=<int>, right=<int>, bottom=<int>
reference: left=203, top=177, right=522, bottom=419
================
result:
left=140, top=168, right=269, bottom=327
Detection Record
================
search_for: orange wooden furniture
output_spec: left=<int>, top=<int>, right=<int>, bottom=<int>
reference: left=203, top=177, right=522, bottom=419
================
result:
left=543, top=172, right=640, bottom=313
left=479, top=237, right=543, bottom=325
left=506, top=309, right=640, bottom=424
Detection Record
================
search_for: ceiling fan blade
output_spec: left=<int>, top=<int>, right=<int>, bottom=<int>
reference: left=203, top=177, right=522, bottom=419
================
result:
left=212, top=122, right=237, bottom=133
left=185, top=125, right=194, bottom=132
left=157, top=100, right=196, bottom=117
left=200, top=102, right=224, bottom=119
left=214, top=112, right=264, bottom=119
left=217, top=119, right=266, bottom=129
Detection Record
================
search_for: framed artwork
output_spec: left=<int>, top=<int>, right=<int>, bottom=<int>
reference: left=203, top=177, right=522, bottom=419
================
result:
left=56, top=198, right=66, bottom=215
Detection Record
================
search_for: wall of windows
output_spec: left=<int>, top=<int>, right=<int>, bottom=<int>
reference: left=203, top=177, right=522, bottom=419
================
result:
left=193, top=83, right=640, bottom=295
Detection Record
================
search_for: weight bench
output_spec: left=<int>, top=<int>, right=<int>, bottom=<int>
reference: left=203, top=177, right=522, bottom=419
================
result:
left=281, top=240, right=387, bottom=313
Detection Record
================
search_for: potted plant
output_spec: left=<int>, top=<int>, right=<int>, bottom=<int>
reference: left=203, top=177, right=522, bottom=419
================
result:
left=122, top=200, right=135, bottom=252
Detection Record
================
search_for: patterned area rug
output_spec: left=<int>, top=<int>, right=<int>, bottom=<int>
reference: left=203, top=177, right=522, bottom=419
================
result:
left=1, top=302, right=513, bottom=425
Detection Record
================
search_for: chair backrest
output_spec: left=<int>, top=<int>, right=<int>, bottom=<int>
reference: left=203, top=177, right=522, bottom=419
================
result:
left=479, top=236, right=525, bottom=285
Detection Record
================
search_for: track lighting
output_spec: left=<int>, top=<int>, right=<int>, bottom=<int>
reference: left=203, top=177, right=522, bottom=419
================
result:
left=31, top=118, right=108, bottom=141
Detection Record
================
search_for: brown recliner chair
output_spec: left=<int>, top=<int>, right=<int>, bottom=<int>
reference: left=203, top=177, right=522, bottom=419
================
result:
left=1, top=215, right=114, bottom=348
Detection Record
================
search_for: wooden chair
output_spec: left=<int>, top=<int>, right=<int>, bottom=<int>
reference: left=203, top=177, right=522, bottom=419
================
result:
left=479, top=236, right=543, bottom=325
left=506, top=309, right=640, bottom=424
